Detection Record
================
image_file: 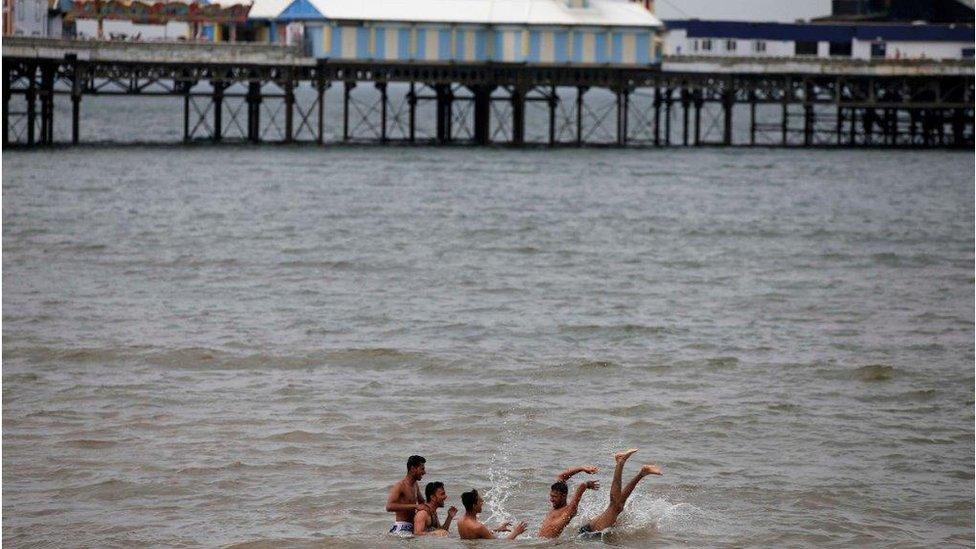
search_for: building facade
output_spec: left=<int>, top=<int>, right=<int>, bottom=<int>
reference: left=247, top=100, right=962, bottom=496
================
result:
left=266, top=0, right=663, bottom=66
left=4, top=0, right=57, bottom=36
left=664, top=20, right=975, bottom=61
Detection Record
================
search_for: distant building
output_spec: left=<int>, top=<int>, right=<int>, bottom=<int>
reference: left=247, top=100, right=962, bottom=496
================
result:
left=664, top=20, right=975, bottom=61
left=241, top=0, right=664, bottom=66
left=4, top=0, right=59, bottom=36
left=822, top=0, right=974, bottom=24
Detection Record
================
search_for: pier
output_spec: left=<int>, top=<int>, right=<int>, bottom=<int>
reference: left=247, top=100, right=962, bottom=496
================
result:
left=3, top=37, right=973, bottom=148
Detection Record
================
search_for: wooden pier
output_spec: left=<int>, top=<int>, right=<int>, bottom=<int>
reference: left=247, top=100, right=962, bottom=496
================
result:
left=3, top=37, right=973, bottom=148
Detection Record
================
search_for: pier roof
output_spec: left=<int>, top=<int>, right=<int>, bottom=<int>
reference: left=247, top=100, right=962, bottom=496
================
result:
left=271, top=0, right=662, bottom=27
left=665, top=19, right=974, bottom=42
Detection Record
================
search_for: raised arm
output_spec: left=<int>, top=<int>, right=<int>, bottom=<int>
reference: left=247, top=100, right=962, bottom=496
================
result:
left=440, top=506, right=458, bottom=532
left=567, top=480, right=600, bottom=516
left=556, top=464, right=599, bottom=482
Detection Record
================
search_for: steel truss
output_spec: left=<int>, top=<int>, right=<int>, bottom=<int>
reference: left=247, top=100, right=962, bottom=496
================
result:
left=3, top=57, right=972, bottom=149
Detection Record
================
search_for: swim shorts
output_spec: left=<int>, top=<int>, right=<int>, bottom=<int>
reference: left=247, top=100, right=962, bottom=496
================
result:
left=389, top=522, right=414, bottom=535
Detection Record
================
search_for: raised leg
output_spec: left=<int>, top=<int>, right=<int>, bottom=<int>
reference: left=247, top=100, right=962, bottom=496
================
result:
left=586, top=461, right=661, bottom=533
left=609, top=448, right=637, bottom=505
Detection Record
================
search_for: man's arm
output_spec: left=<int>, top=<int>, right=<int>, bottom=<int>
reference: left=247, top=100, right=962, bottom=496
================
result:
left=385, top=484, right=420, bottom=513
left=412, top=509, right=430, bottom=535
left=440, top=506, right=458, bottom=531
left=567, top=480, right=600, bottom=517
left=506, top=521, right=528, bottom=540
left=556, top=465, right=598, bottom=482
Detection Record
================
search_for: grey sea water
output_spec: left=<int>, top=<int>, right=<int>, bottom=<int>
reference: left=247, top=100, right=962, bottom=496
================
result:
left=3, top=145, right=974, bottom=548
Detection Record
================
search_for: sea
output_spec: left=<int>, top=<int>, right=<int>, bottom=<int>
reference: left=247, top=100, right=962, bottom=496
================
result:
left=3, top=102, right=974, bottom=547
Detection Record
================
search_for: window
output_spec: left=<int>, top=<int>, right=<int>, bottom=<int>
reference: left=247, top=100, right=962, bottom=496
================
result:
left=794, top=41, right=817, bottom=56
left=701, top=38, right=712, bottom=51
left=753, top=40, right=766, bottom=53
left=870, top=42, right=886, bottom=58
left=725, top=39, right=736, bottom=52
left=829, top=41, right=852, bottom=56
left=691, top=39, right=698, bottom=52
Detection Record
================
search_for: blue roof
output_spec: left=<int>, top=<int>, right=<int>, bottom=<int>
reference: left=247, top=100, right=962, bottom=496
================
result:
left=276, top=0, right=323, bottom=21
left=664, top=20, right=975, bottom=42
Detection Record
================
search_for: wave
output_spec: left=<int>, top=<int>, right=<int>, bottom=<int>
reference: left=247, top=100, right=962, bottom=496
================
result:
left=3, top=344, right=432, bottom=372
left=850, top=364, right=897, bottom=382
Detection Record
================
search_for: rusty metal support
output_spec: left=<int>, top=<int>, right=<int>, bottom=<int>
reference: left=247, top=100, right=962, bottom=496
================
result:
left=548, top=84, right=557, bottom=146
left=284, top=77, right=294, bottom=143
left=511, top=85, right=525, bottom=146
left=376, top=81, right=387, bottom=142
left=576, top=85, right=586, bottom=146
left=343, top=80, right=354, bottom=141
left=408, top=81, right=417, bottom=143
left=212, top=80, right=224, bottom=143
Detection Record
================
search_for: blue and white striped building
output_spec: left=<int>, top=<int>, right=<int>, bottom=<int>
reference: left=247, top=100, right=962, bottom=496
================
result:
left=269, top=0, right=663, bottom=65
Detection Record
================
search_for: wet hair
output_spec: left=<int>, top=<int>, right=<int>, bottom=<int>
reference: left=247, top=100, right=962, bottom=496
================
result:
left=461, top=489, right=479, bottom=512
left=551, top=481, right=569, bottom=495
left=407, top=455, right=426, bottom=470
left=425, top=481, right=444, bottom=500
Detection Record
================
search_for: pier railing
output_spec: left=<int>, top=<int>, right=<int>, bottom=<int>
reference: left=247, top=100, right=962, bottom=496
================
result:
left=3, top=37, right=973, bottom=148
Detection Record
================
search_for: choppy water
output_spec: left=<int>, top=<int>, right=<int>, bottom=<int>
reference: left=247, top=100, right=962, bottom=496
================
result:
left=3, top=146, right=974, bottom=548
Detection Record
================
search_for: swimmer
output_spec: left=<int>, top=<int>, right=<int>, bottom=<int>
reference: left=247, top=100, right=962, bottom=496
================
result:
left=577, top=449, right=662, bottom=536
left=413, top=482, right=458, bottom=536
left=386, top=455, right=426, bottom=535
left=457, top=489, right=527, bottom=540
left=538, top=464, right=600, bottom=538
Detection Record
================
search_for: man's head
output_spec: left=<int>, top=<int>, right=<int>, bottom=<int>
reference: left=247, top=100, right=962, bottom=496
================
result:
left=425, top=482, right=446, bottom=508
left=461, top=489, right=483, bottom=514
left=549, top=481, right=569, bottom=509
left=407, top=455, right=426, bottom=481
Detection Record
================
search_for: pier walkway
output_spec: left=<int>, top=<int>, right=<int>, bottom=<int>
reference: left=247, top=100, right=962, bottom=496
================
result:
left=4, top=37, right=973, bottom=148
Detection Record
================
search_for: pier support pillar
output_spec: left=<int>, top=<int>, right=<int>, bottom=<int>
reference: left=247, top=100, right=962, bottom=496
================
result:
left=247, top=80, right=262, bottom=143
left=722, top=82, right=734, bottom=146
left=316, top=76, right=327, bottom=145
left=408, top=82, right=417, bottom=143
left=211, top=81, right=224, bottom=143
left=511, top=86, right=525, bottom=146
left=692, top=88, right=702, bottom=146
left=39, top=62, right=55, bottom=144
left=802, top=80, right=814, bottom=147
left=653, top=86, right=661, bottom=147
left=407, top=80, right=417, bottom=143
left=25, top=63, right=37, bottom=146
left=576, top=86, right=587, bottom=146
left=472, top=84, right=492, bottom=145
left=376, top=81, right=388, bottom=143
left=680, top=87, right=690, bottom=146
left=343, top=81, right=355, bottom=141
left=748, top=87, right=757, bottom=146
left=435, top=83, right=453, bottom=144
left=615, top=87, right=629, bottom=146
left=70, top=58, right=83, bottom=145
left=548, top=85, right=557, bottom=146
left=3, top=64, right=12, bottom=146
left=284, top=78, right=294, bottom=143
left=664, top=87, right=672, bottom=145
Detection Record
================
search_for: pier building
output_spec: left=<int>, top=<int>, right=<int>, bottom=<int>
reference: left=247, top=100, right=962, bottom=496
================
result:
left=663, top=20, right=975, bottom=61
left=261, top=0, right=663, bottom=65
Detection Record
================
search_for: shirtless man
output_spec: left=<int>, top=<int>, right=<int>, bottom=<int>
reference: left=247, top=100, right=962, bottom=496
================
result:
left=538, top=464, right=601, bottom=538
left=577, top=449, right=662, bottom=536
left=413, top=481, right=458, bottom=536
left=385, top=455, right=426, bottom=535
left=457, top=489, right=527, bottom=540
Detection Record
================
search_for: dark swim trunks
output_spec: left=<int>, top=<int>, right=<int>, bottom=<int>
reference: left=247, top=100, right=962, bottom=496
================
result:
left=578, top=523, right=603, bottom=540
left=579, top=523, right=595, bottom=535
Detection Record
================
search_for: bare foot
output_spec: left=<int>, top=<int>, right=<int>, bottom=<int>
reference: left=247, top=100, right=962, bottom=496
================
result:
left=640, top=464, right=663, bottom=476
left=614, top=448, right=639, bottom=464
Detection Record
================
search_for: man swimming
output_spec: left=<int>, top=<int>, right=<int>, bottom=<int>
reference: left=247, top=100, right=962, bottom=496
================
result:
left=385, top=455, right=426, bottom=535
left=413, top=481, right=458, bottom=536
left=457, top=489, right=527, bottom=540
left=538, top=464, right=601, bottom=538
left=577, top=449, right=662, bottom=536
